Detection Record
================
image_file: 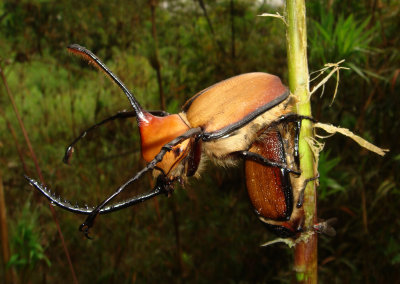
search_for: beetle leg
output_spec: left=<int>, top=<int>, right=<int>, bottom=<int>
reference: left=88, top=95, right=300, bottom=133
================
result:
left=263, top=114, right=313, bottom=172
left=293, top=119, right=301, bottom=168
left=79, top=127, right=203, bottom=236
left=296, top=174, right=320, bottom=208
left=273, top=114, right=316, bottom=125
left=79, top=175, right=174, bottom=239
left=257, top=114, right=313, bottom=170
left=63, top=110, right=169, bottom=164
left=238, top=151, right=301, bottom=175
left=24, top=175, right=171, bottom=216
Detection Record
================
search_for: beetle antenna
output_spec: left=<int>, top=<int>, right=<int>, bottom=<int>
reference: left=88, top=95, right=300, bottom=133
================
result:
left=67, top=44, right=146, bottom=121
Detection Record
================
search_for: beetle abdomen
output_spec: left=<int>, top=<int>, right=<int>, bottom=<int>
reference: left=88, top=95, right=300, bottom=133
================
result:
left=245, top=130, right=292, bottom=220
left=245, top=124, right=306, bottom=238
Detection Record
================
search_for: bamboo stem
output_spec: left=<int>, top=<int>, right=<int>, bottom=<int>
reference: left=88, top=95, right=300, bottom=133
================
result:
left=285, top=1, right=318, bottom=283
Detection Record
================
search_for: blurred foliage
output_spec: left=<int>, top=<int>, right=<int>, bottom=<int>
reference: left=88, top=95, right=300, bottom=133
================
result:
left=316, top=150, right=346, bottom=200
left=309, top=10, right=379, bottom=81
left=0, top=0, right=399, bottom=283
left=7, top=202, right=51, bottom=283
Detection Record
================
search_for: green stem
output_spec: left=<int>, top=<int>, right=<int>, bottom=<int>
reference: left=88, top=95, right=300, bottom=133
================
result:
left=286, top=0, right=318, bottom=283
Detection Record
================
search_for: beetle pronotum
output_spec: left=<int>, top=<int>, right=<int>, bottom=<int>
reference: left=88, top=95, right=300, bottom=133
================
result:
left=26, top=44, right=311, bottom=238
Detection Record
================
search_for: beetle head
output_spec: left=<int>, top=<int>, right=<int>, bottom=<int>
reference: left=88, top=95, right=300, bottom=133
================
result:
left=68, top=44, right=192, bottom=178
left=139, top=112, right=191, bottom=176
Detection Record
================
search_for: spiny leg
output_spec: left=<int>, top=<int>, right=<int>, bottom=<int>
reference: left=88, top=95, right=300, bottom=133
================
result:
left=273, top=115, right=320, bottom=209
left=79, top=127, right=203, bottom=236
left=237, top=150, right=301, bottom=175
left=293, top=119, right=302, bottom=168
left=25, top=175, right=171, bottom=216
left=79, top=175, right=174, bottom=239
left=264, top=113, right=315, bottom=172
left=296, top=174, right=320, bottom=208
left=271, top=114, right=316, bottom=126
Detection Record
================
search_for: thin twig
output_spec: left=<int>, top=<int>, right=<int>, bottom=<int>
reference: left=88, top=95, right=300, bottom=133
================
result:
left=258, top=12, right=287, bottom=26
left=0, top=63, right=79, bottom=284
left=0, top=171, right=17, bottom=283
left=0, top=106, right=29, bottom=174
left=198, top=0, right=226, bottom=55
left=149, top=0, right=184, bottom=276
left=149, top=0, right=166, bottom=110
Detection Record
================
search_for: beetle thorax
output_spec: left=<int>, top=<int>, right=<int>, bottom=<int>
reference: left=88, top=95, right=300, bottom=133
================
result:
left=139, top=112, right=191, bottom=176
left=202, top=95, right=294, bottom=167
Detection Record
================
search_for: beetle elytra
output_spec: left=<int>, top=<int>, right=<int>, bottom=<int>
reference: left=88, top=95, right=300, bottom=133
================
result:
left=246, top=122, right=305, bottom=238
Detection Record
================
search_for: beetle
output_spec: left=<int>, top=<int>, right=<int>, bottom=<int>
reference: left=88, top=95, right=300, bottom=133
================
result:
left=26, top=44, right=309, bottom=238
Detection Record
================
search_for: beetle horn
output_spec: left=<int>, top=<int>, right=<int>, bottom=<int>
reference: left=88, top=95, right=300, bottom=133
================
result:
left=67, top=44, right=146, bottom=122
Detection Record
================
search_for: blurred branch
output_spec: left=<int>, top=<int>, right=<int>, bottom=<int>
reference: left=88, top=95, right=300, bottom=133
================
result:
left=149, top=0, right=166, bottom=110
left=0, top=63, right=79, bottom=284
left=149, top=0, right=183, bottom=276
left=0, top=106, right=29, bottom=174
left=0, top=65, right=44, bottom=182
left=197, top=0, right=226, bottom=55
left=230, top=0, right=236, bottom=60
left=0, top=171, right=16, bottom=284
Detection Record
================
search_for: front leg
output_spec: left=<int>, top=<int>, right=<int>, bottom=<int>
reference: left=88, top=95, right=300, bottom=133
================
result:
left=79, top=127, right=203, bottom=238
left=25, top=174, right=173, bottom=217
left=79, top=175, right=175, bottom=239
left=237, top=151, right=301, bottom=175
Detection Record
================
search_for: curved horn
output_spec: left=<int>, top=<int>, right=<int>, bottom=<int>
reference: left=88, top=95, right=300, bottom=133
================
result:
left=67, top=44, right=146, bottom=122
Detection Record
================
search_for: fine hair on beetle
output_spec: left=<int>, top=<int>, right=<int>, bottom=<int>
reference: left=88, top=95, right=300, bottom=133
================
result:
left=26, top=44, right=312, bottom=239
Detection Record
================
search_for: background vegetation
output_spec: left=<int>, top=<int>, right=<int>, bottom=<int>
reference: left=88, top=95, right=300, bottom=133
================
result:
left=0, top=0, right=399, bottom=282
